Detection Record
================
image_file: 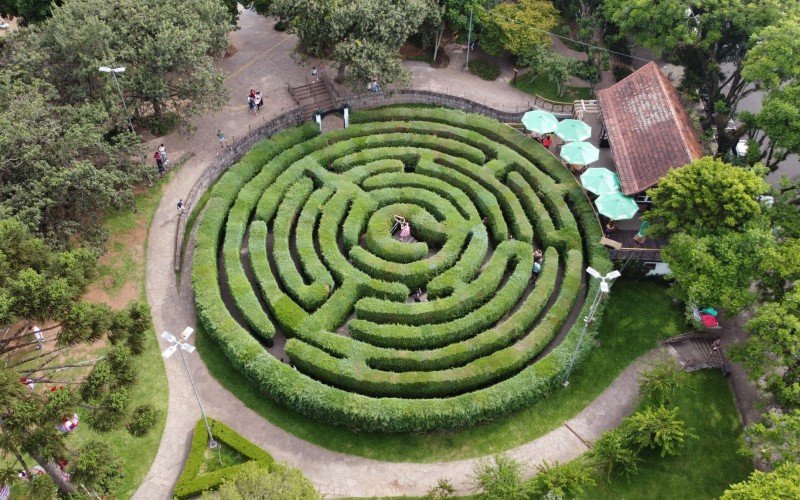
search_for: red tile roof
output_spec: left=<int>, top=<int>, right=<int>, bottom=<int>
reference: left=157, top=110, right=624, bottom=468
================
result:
left=597, top=62, right=703, bottom=195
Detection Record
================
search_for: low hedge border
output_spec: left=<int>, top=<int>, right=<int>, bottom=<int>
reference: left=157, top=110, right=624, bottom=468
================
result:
left=173, top=418, right=275, bottom=499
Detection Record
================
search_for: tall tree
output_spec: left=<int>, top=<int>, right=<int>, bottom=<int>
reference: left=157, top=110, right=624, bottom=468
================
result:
left=269, top=0, right=438, bottom=85
left=34, top=0, right=231, bottom=132
left=0, top=219, right=152, bottom=493
left=0, top=0, right=58, bottom=24
left=643, top=157, right=769, bottom=237
left=721, top=462, right=800, bottom=499
left=479, top=0, right=558, bottom=60
left=740, top=409, right=800, bottom=468
left=0, top=38, right=149, bottom=246
left=603, top=0, right=798, bottom=158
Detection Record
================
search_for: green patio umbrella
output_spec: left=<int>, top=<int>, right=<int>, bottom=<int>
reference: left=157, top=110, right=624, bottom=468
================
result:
left=595, top=192, right=640, bottom=220
left=560, top=141, right=600, bottom=165
left=580, top=167, right=621, bottom=195
left=555, top=119, right=592, bottom=142
left=521, top=110, right=559, bottom=135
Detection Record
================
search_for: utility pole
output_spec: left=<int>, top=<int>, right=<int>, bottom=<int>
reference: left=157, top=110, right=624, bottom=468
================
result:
left=465, top=7, right=474, bottom=70
left=98, top=67, right=135, bottom=134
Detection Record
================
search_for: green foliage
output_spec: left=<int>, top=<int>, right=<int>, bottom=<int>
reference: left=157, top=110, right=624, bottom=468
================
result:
left=739, top=295, right=800, bottom=407
left=70, top=440, right=125, bottom=494
left=272, top=0, right=437, bottom=85
left=0, top=42, right=149, bottom=246
left=644, top=157, right=769, bottom=237
left=174, top=419, right=278, bottom=499
left=588, top=429, right=641, bottom=480
left=721, top=461, right=800, bottom=499
left=35, top=0, right=230, bottom=132
left=192, top=106, right=610, bottom=431
left=425, top=478, right=456, bottom=499
left=604, top=0, right=798, bottom=164
left=126, top=403, right=160, bottom=437
left=0, top=218, right=98, bottom=325
left=17, top=474, right=58, bottom=499
left=740, top=410, right=800, bottom=468
left=526, top=460, right=595, bottom=499
left=468, top=58, right=501, bottom=80
left=638, top=361, right=691, bottom=406
left=203, top=461, right=321, bottom=500
left=479, top=0, right=558, bottom=59
left=662, top=228, right=770, bottom=313
left=0, top=0, right=54, bottom=24
left=625, top=405, right=696, bottom=457
left=471, top=454, right=525, bottom=500
left=86, top=387, right=130, bottom=433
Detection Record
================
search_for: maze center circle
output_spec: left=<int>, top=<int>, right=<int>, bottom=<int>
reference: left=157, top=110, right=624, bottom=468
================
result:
left=193, top=107, right=610, bottom=432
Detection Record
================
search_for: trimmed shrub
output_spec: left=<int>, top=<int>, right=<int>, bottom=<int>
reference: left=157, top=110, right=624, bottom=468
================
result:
left=191, top=105, right=612, bottom=431
left=173, top=418, right=275, bottom=499
left=126, top=403, right=160, bottom=437
left=469, top=59, right=501, bottom=80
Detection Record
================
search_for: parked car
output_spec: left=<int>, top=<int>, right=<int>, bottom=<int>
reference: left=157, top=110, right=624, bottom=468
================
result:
left=0, top=21, right=10, bottom=30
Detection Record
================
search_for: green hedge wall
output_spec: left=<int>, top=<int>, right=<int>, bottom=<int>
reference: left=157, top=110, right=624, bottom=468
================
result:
left=191, top=105, right=612, bottom=431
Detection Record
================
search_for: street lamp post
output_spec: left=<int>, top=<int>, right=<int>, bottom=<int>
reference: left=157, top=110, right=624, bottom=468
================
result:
left=98, top=66, right=135, bottom=134
left=562, top=267, right=621, bottom=386
left=161, top=327, right=218, bottom=449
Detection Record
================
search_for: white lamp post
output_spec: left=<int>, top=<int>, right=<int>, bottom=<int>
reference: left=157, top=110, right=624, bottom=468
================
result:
left=161, top=327, right=218, bottom=449
left=562, top=267, right=621, bottom=386
left=98, top=66, right=135, bottom=134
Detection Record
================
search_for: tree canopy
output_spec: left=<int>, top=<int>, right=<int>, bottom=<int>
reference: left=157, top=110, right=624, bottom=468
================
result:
left=203, top=461, right=321, bottom=500
left=721, top=462, right=800, bottom=499
left=643, top=157, right=769, bottom=237
left=0, top=39, right=149, bottom=246
left=604, top=0, right=799, bottom=165
left=268, top=0, right=438, bottom=85
left=479, top=0, right=558, bottom=60
left=33, top=0, right=231, bottom=132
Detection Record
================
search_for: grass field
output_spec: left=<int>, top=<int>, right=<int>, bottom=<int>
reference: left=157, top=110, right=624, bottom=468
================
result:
left=512, top=73, right=594, bottom=102
left=580, top=370, right=752, bottom=499
left=198, top=278, right=685, bottom=462
left=68, top=174, right=172, bottom=498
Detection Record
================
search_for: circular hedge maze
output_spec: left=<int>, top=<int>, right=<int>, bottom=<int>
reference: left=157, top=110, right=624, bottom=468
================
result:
left=193, top=106, right=610, bottom=433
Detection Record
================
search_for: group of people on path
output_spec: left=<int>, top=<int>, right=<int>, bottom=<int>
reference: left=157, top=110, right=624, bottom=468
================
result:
left=248, top=89, right=264, bottom=115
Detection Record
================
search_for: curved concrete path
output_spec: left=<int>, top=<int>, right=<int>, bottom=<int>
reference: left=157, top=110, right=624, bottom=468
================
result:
left=134, top=9, right=661, bottom=498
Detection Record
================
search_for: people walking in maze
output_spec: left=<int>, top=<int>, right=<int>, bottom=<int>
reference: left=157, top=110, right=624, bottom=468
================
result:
left=217, top=129, right=227, bottom=148
left=158, top=143, right=168, bottom=165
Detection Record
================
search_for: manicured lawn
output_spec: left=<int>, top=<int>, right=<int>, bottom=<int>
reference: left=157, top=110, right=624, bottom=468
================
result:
left=580, top=370, right=753, bottom=499
left=197, top=279, right=685, bottom=462
left=513, top=73, right=594, bottom=102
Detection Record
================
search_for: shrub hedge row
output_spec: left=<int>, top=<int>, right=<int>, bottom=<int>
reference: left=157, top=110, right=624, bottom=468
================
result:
left=191, top=105, right=612, bottom=430
left=173, top=418, right=275, bottom=499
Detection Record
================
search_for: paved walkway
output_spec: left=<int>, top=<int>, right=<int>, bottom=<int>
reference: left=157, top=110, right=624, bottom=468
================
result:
left=137, top=10, right=663, bottom=498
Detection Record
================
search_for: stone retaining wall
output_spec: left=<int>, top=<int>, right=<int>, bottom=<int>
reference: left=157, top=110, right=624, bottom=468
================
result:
left=338, top=88, right=573, bottom=121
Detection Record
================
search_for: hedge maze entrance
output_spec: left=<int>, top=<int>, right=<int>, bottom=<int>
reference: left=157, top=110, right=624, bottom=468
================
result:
left=192, top=106, right=610, bottom=433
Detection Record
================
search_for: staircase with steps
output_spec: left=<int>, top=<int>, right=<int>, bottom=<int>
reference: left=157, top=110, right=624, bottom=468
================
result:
left=287, top=80, right=335, bottom=119
left=662, top=332, right=727, bottom=373
left=573, top=99, right=600, bottom=117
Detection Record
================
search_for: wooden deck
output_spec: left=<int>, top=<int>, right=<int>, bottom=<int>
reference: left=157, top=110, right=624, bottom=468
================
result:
left=606, top=229, right=665, bottom=261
